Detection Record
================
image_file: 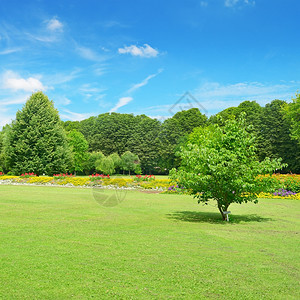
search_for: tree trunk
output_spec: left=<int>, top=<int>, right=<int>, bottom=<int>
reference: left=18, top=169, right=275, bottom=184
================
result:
left=218, top=203, right=229, bottom=221
left=218, top=205, right=226, bottom=221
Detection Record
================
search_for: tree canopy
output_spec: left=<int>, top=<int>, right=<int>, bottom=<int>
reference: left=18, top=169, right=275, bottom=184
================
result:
left=283, top=93, right=300, bottom=143
left=170, top=115, right=285, bottom=220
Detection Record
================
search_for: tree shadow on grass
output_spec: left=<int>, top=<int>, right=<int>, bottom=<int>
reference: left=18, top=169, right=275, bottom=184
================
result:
left=167, top=211, right=273, bottom=224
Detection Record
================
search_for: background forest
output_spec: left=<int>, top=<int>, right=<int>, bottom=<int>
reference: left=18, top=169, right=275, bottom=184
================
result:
left=0, top=94, right=299, bottom=175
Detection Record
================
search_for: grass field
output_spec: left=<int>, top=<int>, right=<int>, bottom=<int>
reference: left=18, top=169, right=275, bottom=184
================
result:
left=0, top=185, right=299, bottom=299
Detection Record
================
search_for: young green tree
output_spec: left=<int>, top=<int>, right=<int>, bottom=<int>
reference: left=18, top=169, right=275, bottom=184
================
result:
left=67, top=130, right=89, bottom=174
left=170, top=115, right=285, bottom=220
left=83, top=151, right=105, bottom=174
left=109, top=153, right=121, bottom=172
left=96, top=156, right=115, bottom=175
left=3, top=92, right=73, bottom=175
left=121, top=151, right=140, bottom=175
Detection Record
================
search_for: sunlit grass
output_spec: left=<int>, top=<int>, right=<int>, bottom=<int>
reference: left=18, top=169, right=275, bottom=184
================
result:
left=0, top=185, right=299, bottom=299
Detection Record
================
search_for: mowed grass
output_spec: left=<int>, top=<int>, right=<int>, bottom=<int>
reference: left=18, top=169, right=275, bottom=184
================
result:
left=0, top=186, right=299, bottom=299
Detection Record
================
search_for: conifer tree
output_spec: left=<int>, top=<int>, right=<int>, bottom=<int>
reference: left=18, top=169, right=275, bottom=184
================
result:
left=3, top=92, right=73, bottom=175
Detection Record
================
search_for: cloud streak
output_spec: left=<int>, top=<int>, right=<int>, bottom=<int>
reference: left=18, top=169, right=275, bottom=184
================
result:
left=127, top=69, right=163, bottom=94
left=110, top=97, right=133, bottom=113
left=60, top=109, right=95, bottom=121
left=0, top=48, right=21, bottom=55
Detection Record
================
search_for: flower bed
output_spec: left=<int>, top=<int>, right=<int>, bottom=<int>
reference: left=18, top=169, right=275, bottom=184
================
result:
left=0, top=173, right=172, bottom=190
left=0, top=172, right=299, bottom=197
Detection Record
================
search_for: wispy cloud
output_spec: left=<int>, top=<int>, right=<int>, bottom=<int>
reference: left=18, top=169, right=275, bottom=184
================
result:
left=1, top=71, right=47, bottom=92
left=110, top=97, right=133, bottom=113
left=0, top=112, right=14, bottom=128
left=54, top=96, right=71, bottom=106
left=0, top=94, right=30, bottom=106
left=60, top=109, right=95, bottom=121
left=0, top=47, right=21, bottom=55
left=0, top=94, right=30, bottom=127
left=225, top=0, right=255, bottom=7
left=45, top=69, right=81, bottom=86
left=140, top=81, right=297, bottom=118
left=127, top=69, right=163, bottom=94
left=103, top=20, right=128, bottom=28
left=25, top=16, right=64, bottom=43
left=79, top=84, right=106, bottom=94
left=76, top=46, right=106, bottom=61
left=118, top=44, right=159, bottom=58
left=110, top=69, right=163, bottom=113
left=225, top=0, right=239, bottom=7
left=94, top=67, right=106, bottom=76
left=194, top=80, right=298, bottom=114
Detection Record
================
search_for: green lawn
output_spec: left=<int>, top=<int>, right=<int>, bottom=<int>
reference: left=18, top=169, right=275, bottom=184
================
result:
left=0, top=185, right=299, bottom=299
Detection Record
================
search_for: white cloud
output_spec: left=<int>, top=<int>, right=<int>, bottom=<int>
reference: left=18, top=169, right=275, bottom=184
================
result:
left=118, top=44, right=159, bottom=58
left=127, top=69, right=163, bottom=94
left=110, top=97, right=133, bottom=113
left=46, top=17, right=63, bottom=32
left=2, top=71, right=46, bottom=92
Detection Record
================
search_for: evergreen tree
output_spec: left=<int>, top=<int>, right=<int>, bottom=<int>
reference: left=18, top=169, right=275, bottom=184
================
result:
left=3, top=92, right=73, bottom=175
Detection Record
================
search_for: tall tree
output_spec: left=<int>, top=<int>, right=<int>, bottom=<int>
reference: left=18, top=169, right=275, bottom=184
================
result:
left=3, top=92, right=73, bottom=175
left=67, top=130, right=89, bottom=174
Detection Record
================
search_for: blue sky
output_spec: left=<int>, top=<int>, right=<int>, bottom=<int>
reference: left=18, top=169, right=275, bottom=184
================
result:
left=0, top=0, right=299, bottom=127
